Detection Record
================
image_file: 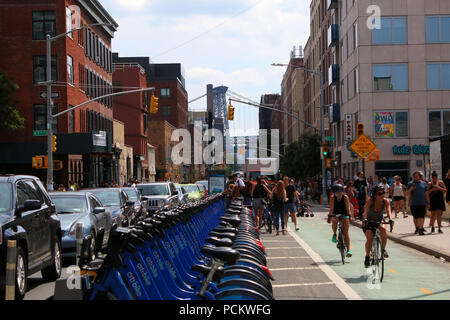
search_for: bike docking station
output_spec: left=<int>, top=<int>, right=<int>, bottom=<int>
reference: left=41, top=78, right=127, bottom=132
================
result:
left=52, top=193, right=275, bottom=302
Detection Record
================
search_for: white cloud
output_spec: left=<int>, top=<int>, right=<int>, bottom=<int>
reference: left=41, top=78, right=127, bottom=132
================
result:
left=114, top=0, right=150, bottom=11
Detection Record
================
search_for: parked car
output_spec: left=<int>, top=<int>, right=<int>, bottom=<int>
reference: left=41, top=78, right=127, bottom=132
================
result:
left=181, top=184, right=203, bottom=201
left=87, top=188, right=136, bottom=227
left=121, top=187, right=148, bottom=220
left=174, top=184, right=190, bottom=204
left=49, top=191, right=112, bottom=259
left=136, top=182, right=179, bottom=213
left=195, top=180, right=209, bottom=194
left=0, top=175, right=62, bottom=299
left=196, top=184, right=208, bottom=198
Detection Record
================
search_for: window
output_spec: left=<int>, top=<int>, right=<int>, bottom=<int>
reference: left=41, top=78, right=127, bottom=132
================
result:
left=161, top=106, right=170, bottom=117
left=373, top=64, right=408, bottom=91
left=143, top=114, right=148, bottom=132
left=68, top=107, right=74, bottom=133
left=426, top=16, right=450, bottom=43
left=353, top=22, right=358, bottom=50
left=372, top=17, right=407, bottom=45
left=32, top=11, right=56, bottom=40
left=34, top=104, right=58, bottom=132
left=354, top=68, right=359, bottom=94
left=66, top=7, right=73, bottom=39
left=374, top=111, right=409, bottom=138
left=33, top=56, right=57, bottom=84
left=427, top=63, right=450, bottom=90
left=161, top=88, right=170, bottom=97
left=67, top=55, right=74, bottom=85
left=428, top=110, right=450, bottom=137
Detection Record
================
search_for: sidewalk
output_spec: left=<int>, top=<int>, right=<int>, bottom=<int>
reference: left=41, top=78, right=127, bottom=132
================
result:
left=311, top=204, right=450, bottom=262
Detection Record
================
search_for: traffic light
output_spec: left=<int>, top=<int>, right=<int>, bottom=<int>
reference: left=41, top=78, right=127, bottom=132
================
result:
left=32, top=156, right=43, bottom=169
left=356, top=122, right=364, bottom=137
left=227, top=104, right=235, bottom=121
left=52, top=134, right=57, bottom=152
left=150, top=95, right=159, bottom=114
left=322, top=142, right=329, bottom=158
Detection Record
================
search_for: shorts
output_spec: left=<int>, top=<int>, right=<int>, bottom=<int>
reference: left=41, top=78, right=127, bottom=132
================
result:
left=253, top=198, right=265, bottom=210
left=410, top=205, right=426, bottom=219
left=362, top=219, right=382, bottom=233
left=393, top=196, right=405, bottom=202
left=330, top=213, right=350, bottom=219
left=284, top=202, right=297, bottom=214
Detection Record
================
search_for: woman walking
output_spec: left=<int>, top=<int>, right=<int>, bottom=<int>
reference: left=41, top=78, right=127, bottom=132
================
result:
left=344, top=180, right=357, bottom=219
left=252, top=176, right=272, bottom=229
left=271, top=180, right=288, bottom=236
left=390, top=176, right=407, bottom=218
left=444, top=169, right=450, bottom=226
left=428, top=171, right=447, bottom=233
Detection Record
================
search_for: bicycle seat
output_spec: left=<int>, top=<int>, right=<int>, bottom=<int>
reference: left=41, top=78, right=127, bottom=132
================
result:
left=213, top=226, right=238, bottom=233
left=219, top=216, right=241, bottom=228
left=208, top=231, right=236, bottom=241
left=191, top=264, right=225, bottom=282
left=201, top=246, right=240, bottom=264
left=205, top=236, right=233, bottom=247
left=226, top=208, right=241, bottom=214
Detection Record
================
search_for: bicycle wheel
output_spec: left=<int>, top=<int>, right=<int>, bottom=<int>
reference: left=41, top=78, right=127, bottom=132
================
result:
left=371, top=237, right=382, bottom=284
left=338, top=229, right=346, bottom=264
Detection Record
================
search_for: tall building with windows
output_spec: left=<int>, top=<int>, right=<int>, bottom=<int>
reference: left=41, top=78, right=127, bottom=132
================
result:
left=0, top=0, right=118, bottom=187
left=333, top=0, right=450, bottom=181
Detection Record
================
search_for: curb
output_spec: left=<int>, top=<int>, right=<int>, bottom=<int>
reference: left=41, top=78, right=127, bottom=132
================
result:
left=350, top=220, right=450, bottom=262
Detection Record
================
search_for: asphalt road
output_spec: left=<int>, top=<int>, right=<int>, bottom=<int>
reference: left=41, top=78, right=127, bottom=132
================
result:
left=263, top=207, right=450, bottom=300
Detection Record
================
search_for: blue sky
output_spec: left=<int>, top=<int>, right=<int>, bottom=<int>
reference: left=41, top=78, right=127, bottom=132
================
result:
left=100, top=0, right=310, bottom=136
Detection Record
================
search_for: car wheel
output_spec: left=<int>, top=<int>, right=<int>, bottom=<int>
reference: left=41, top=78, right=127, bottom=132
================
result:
left=15, top=247, right=27, bottom=300
left=41, top=238, right=62, bottom=282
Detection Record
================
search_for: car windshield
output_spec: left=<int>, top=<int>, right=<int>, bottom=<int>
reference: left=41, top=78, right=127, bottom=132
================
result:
left=184, top=185, right=199, bottom=193
left=137, top=184, right=169, bottom=196
left=90, top=191, right=121, bottom=206
left=0, top=183, right=13, bottom=213
left=123, top=189, right=139, bottom=201
left=51, top=196, right=87, bottom=214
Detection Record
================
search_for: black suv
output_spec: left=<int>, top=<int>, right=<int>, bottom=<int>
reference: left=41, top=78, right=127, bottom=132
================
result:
left=0, top=175, right=62, bottom=299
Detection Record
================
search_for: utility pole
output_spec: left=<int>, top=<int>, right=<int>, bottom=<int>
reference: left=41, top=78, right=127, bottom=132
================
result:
left=46, top=34, right=53, bottom=190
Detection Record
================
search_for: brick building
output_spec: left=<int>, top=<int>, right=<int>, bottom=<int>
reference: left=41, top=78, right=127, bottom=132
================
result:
left=112, top=62, right=151, bottom=181
left=0, top=0, right=118, bottom=188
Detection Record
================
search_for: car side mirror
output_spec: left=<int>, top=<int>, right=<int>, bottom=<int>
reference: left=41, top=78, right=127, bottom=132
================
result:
left=94, top=207, right=106, bottom=215
left=19, top=200, right=42, bottom=214
left=126, top=200, right=135, bottom=206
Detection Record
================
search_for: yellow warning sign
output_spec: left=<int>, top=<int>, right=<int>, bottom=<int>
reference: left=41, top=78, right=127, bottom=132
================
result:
left=349, top=134, right=376, bottom=159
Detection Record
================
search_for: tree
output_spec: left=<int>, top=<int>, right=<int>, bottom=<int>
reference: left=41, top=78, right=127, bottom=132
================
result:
left=280, top=133, right=322, bottom=180
left=0, top=69, right=24, bottom=131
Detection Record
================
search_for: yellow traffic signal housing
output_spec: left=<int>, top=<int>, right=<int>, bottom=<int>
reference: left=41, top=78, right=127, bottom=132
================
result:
left=52, top=134, right=57, bottom=152
left=32, top=157, right=43, bottom=169
left=356, top=123, right=364, bottom=137
left=53, top=160, right=63, bottom=171
left=150, top=95, right=159, bottom=114
left=227, top=104, right=235, bottom=121
left=326, top=159, right=332, bottom=168
left=322, top=142, right=329, bottom=158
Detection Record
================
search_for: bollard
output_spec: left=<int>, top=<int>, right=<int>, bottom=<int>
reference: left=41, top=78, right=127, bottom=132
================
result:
left=5, top=240, right=17, bottom=300
left=75, top=222, right=84, bottom=267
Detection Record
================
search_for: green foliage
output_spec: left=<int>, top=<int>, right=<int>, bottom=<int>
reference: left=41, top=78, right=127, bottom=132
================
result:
left=0, top=69, right=24, bottom=131
left=280, top=133, right=322, bottom=179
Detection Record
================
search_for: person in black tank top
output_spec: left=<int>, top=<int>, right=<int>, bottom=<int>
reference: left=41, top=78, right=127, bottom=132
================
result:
left=327, top=184, right=353, bottom=257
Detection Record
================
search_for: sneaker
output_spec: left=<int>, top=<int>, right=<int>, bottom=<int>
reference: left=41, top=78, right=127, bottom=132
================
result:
left=438, top=228, right=443, bottom=234
left=431, top=226, right=435, bottom=233
left=305, top=213, right=309, bottom=217
left=418, top=229, right=425, bottom=236
left=282, top=230, right=286, bottom=235
left=332, top=234, right=337, bottom=243
left=383, top=250, right=389, bottom=258
left=414, top=228, right=419, bottom=234
left=310, top=213, right=315, bottom=217
left=295, top=227, right=299, bottom=231
left=346, top=250, right=352, bottom=257
left=364, top=256, right=370, bottom=268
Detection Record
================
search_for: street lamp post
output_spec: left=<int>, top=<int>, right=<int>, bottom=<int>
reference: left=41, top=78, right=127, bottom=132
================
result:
left=272, top=63, right=328, bottom=205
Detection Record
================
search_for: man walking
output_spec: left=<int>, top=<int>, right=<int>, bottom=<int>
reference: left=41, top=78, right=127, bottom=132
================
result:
left=354, top=171, right=369, bottom=220
left=407, top=171, right=430, bottom=235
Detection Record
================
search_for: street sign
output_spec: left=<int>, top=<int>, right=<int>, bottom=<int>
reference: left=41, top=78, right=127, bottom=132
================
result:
left=33, top=130, right=47, bottom=137
left=368, top=149, right=380, bottom=161
left=349, top=134, right=376, bottom=158
left=325, top=136, right=336, bottom=142
left=40, top=92, right=60, bottom=99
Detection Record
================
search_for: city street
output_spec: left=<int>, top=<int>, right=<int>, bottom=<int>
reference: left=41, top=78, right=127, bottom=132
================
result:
left=262, top=206, right=450, bottom=300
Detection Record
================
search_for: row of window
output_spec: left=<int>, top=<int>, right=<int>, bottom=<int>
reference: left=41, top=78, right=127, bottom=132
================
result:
left=84, top=67, right=113, bottom=108
left=372, top=16, right=450, bottom=45
left=86, top=109, right=113, bottom=133
left=84, top=27, right=113, bottom=74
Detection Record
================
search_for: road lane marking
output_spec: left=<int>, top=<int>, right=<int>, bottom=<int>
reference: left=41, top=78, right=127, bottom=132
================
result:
left=271, top=267, right=320, bottom=271
left=421, top=288, right=433, bottom=295
left=287, top=226, right=362, bottom=300
left=273, top=282, right=334, bottom=288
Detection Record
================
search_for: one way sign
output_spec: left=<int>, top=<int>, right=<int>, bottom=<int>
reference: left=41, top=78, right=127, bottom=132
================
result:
left=40, top=91, right=60, bottom=99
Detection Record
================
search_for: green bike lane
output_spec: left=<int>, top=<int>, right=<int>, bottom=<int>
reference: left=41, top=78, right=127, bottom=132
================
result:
left=286, top=210, right=450, bottom=300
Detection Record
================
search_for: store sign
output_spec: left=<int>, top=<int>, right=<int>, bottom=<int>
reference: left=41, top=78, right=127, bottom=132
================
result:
left=375, top=112, right=394, bottom=138
left=345, top=114, right=353, bottom=141
left=93, top=131, right=107, bottom=147
left=393, top=144, right=430, bottom=155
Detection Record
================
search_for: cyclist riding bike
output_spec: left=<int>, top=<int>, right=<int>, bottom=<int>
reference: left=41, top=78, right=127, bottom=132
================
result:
left=362, top=185, right=393, bottom=268
left=327, top=184, right=353, bottom=257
